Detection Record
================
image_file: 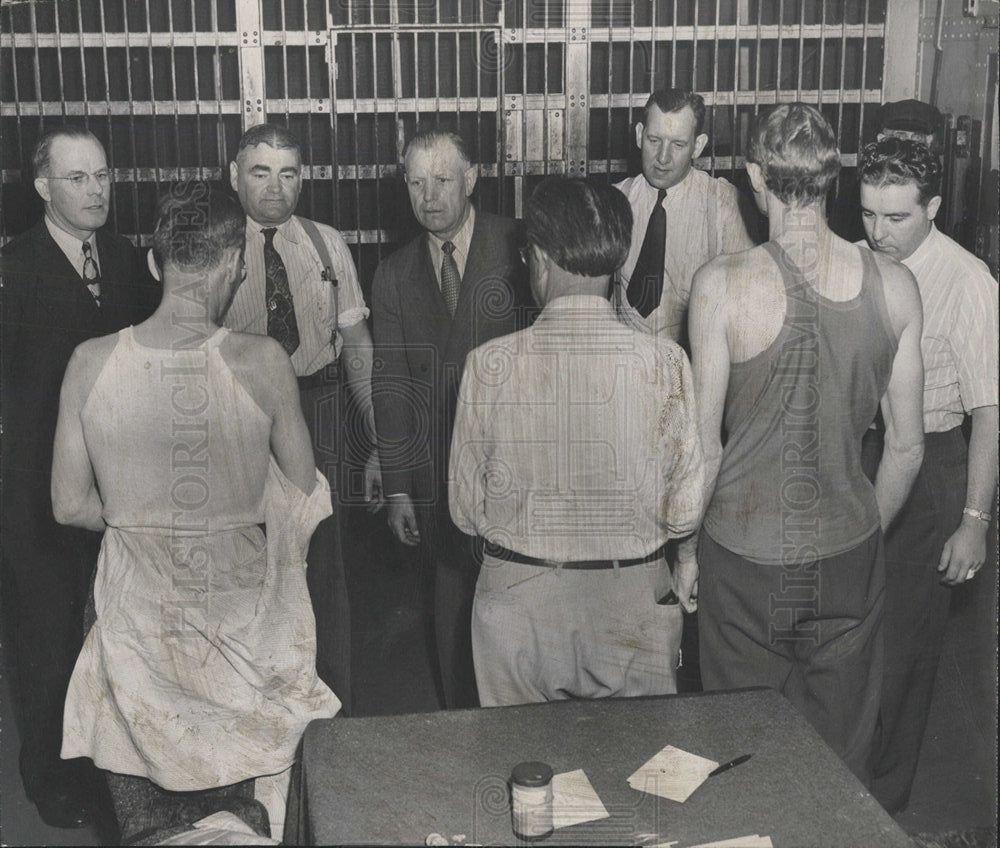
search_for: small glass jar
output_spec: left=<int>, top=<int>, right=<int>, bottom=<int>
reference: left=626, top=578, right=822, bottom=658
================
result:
left=510, top=761, right=554, bottom=841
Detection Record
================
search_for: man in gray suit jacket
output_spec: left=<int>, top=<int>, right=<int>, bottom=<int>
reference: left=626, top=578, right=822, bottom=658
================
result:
left=371, top=130, right=532, bottom=708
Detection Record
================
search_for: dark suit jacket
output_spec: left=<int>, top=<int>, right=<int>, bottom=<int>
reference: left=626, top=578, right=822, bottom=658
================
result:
left=371, top=209, right=532, bottom=509
left=1, top=219, right=152, bottom=535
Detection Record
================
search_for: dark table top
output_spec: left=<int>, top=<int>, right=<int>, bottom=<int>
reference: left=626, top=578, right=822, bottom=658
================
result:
left=299, top=688, right=913, bottom=847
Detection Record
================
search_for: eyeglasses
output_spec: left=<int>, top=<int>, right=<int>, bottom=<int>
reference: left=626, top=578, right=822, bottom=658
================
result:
left=48, top=170, right=112, bottom=187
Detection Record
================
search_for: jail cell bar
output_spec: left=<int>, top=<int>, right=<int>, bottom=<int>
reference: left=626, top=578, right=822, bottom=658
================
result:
left=2, top=0, right=889, bottom=268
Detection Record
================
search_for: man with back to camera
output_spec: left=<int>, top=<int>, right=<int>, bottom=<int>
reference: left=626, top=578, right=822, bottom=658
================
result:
left=53, top=183, right=340, bottom=842
left=614, top=88, right=757, bottom=348
left=858, top=137, right=998, bottom=813
left=371, top=129, right=532, bottom=709
left=0, top=125, right=153, bottom=829
left=685, top=103, right=926, bottom=783
left=449, top=176, right=704, bottom=706
left=226, top=123, right=380, bottom=714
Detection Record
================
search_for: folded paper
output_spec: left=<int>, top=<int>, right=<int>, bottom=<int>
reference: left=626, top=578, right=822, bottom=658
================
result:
left=627, top=745, right=719, bottom=803
left=552, top=768, right=610, bottom=829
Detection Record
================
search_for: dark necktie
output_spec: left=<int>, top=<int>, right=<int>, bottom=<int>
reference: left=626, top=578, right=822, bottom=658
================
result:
left=81, top=240, right=101, bottom=305
left=440, top=240, right=461, bottom=317
left=263, top=227, right=299, bottom=356
left=626, top=188, right=667, bottom=319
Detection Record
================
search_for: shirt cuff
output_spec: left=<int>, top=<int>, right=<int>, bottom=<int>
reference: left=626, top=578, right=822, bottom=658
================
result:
left=338, top=306, right=370, bottom=328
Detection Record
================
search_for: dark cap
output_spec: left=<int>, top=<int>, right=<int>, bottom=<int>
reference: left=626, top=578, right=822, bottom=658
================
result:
left=511, top=761, right=553, bottom=787
left=876, top=99, right=942, bottom=135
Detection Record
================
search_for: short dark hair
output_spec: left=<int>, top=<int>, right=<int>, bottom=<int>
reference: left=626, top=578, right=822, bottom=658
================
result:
left=525, top=177, right=633, bottom=277
left=402, top=129, right=472, bottom=166
left=747, top=103, right=840, bottom=206
left=859, top=137, right=941, bottom=206
left=33, top=125, right=104, bottom=178
left=152, top=182, right=245, bottom=273
left=235, top=123, right=302, bottom=162
left=643, top=89, right=707, bottom=137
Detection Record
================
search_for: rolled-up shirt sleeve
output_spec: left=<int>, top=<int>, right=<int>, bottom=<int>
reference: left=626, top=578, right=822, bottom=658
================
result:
left=952, top=271, right=999, bottom=412
left=326, top=231, right=369, bottom=328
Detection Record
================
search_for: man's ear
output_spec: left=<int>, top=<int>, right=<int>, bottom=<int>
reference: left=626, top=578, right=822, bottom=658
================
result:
left=229, top=160, right=239, bottom=192
left=693, top=133, right=709, bottom=159
left=34, top=176, right=51, bottom=204
left=925, top=194, right=942, bottom=221
left=635, top=123, right=645, bottom=150
left=463, top=164, right=478, bottom=197
left=746, top=161, right=764, bottom=193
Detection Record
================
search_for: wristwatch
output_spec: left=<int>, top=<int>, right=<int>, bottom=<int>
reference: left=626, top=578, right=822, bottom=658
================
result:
left=962, top=507, right=992, bottom=523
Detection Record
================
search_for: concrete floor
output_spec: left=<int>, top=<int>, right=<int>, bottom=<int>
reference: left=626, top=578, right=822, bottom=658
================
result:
left=2, top=505, right=996, bottom=845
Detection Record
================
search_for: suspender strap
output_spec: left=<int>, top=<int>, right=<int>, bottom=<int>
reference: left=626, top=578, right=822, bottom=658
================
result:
left=296, top=215, right=339, bottom=342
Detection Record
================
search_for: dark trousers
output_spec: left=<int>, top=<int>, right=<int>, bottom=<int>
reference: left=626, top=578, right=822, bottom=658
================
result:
left=299, top=369, right=352, bottom=715
left=698, top=530, right=884, bottom=784
left=1, top=492, right=100, bottom=798
left=419, top=506, right=480, bottom=709
left=861, top=427, right=966, bottom=813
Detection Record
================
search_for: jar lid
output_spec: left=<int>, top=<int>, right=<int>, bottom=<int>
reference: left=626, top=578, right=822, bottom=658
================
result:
left=511, top=761, right=553, bottom=787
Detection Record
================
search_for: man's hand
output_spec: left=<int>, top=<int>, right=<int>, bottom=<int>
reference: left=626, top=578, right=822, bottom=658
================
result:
left=387, top=494, right=421, bottom=546
left=673, top=553, right=699, bottom=613
left=938, top=518, right=988, bottom=585
left=364, top=450, right=384, bottom=514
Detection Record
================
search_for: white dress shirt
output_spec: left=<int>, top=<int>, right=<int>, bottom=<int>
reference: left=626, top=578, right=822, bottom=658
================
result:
left=900, top=225, right=999, bottom=432
left=426, top=207, right=475, bottom=287
left=46, top=215, right=101, bottom=300
left=449, top=294, right=704, bottom=560
left=614, top=167, right=754, bottom=342
left=224, top=215, right=369, bottom=377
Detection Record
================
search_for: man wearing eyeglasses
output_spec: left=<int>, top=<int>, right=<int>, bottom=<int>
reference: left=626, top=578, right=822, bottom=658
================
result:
left=1, top=125, right=153, bottom=830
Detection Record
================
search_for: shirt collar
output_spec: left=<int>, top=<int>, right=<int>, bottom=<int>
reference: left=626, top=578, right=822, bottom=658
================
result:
left=901, top=223, right=937, bottom=271
left=536, top=293, right=616, bottom=322
left=46, top=214, right=94, bottom=256
left=428, top=206, right=475, bottom=255
left=248, top=215, right=301, bottom=244
left=639, top=165, right=695, bottom=201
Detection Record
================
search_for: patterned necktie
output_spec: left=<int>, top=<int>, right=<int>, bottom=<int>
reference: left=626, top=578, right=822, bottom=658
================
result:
left=262, top=227, right=299, bottom=356
left=440, top=240, right=461, bottom=317
left=81, top=240, right=101, bottom=305
left=626, top=188, right=667, bottom=319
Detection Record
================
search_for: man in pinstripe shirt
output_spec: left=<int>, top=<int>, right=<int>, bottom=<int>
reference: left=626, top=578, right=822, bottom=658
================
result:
left=860, top=137, right=998, bottom=813
left=226, top=123, right=381, bottom=714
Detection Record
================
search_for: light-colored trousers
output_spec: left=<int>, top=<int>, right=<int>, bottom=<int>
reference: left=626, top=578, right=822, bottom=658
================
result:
left=472, top=552, right=682, bottom=707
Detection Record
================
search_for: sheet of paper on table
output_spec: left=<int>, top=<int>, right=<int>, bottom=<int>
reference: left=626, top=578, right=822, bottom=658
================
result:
left=642, top=836, right=772, bottom=848
left=687, top=835, right=773, bottom=847
left=552, top=768, right=610, bottom=829
left=627, top=745, right=719, bottom=803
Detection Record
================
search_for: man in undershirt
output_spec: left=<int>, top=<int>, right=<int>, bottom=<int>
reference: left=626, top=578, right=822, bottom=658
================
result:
left=684, top=103, right=925, bottom=784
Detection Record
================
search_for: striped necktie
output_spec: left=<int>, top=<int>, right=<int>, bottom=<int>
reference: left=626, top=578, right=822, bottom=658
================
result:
left=81, top=240, right=102, bottom=305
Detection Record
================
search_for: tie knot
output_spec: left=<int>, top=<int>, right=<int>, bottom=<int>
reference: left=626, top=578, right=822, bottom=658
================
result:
left=442, top=240, right=456, bottom=255
left=81, top=240, right=93, bottom=256
left=262, top=227, right=277, bottom=246
left=656, top=188, right=667, bottom=204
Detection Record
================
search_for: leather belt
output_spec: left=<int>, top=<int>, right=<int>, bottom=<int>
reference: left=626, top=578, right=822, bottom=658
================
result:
left=478, top=538, right=667, bottom=570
